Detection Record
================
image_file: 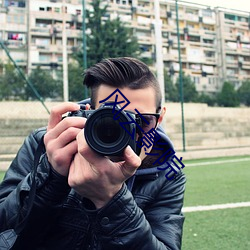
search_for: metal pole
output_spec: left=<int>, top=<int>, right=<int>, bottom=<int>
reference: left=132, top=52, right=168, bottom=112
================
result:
left=82, top=0, right=88, bottom=99
left=153, top=0, right=165, bottom=106
left=175, top=0, right=186, bottom=151
left=62, top=0, right=69, bottom=101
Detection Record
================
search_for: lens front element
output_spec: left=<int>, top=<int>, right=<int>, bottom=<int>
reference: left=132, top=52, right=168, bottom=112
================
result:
left=84, top=107, right=132, bottom=156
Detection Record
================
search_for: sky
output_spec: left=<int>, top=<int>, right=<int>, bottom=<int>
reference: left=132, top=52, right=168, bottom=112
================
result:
left=184, top=0, right=250, bottom=13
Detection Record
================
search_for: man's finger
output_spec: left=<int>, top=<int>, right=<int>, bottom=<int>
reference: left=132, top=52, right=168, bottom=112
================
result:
left=76, top=130, right=104, bottom=163
left=47, top=102, right=80, bottom=130
left=121, top=146, right=141, bottom=176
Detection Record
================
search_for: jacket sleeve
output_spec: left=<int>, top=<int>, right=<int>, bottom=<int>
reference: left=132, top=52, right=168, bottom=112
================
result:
left=0, top=128, right=70, bottom=234
left=89, top=171, right=186, bottom=250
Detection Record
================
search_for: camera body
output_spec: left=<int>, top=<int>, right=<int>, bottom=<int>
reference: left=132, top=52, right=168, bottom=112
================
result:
left=68, top=103, right=139, bottom=156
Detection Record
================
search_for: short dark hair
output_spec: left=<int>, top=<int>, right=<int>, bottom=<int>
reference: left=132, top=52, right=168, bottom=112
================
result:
left=83, top=57, right=162, bottom=112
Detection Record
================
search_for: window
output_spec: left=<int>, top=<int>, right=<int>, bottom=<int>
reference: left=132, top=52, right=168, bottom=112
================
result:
left=202, top=9, right=213, bottom=17
left=193, top=76, right=200, bottom=84
left=203, top=39, right=213, bottom=44
left=39, top=54, right=51, bottom=62
left=225, top=14, right=235, bottom=21
left=8, top=32, right=25, bottom=41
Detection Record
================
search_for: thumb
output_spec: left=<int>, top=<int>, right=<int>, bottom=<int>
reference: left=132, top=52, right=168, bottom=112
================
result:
left=121, top=146, right=141, bottom=177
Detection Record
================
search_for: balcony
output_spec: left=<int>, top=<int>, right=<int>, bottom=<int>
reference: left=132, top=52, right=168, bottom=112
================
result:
left=225, top=47, right=238, bottom=54
left=224, top=33, right=236, bottom=41
left=30, top=27, right=51, bottom=36
left=171, top=11, right=185, bottom=21
left=31, top=44, right=75, bottom=54
left=172, top=40, right=186, bottom=49
left=5, top=40, right=26, bottom=49
left=203, top=17, right=216, bottom=25
left=107, top=3, right=132, bottom=15
left=235, top=21, right=249, bottom=30
left=141, top=51, right=153, bottom=58
left=201, top=42, right=215, bottom=49
left=188, top=28, right=201, bottom=36
left=0, top=7, right=8, bottom=13
left=204, top=58, right=216, bottom=65
left=30, top=11, right=74, bottom=22
left=242, top=61, right=250, bottom=70
left=66, top=29, right=81, bottom=38
left=163, top=53, right=187, bottom=62
left=136, top=5, right=152, bottom=15
left=226, top=61, right=238, bottom=68
left=241, top=47, right=250, bottom=54
left=138, top=35, right=153, bottom=45
left=163, top=54, right=178, bottom=61
left=185, top=13, right=199, bottom=23
left=133, top=23, right=151, bottom=31
left=15, top=59, right=27, bottom=66
left=201, top=30, right=216, bottom=40
left=5, top=23, right=27, bottom=32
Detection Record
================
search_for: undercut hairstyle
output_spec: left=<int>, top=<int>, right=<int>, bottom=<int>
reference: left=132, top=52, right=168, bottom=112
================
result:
left=83, top=57, right=162, bottom=112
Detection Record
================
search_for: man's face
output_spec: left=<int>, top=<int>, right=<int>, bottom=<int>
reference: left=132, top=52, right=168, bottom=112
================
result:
left=95, top=85, right=165, bottom=161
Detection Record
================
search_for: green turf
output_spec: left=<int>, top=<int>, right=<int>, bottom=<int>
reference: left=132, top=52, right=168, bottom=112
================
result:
left=182, top=157, right=250, bottom=250
left=0, top=171, right=5, bottom=182
left=182, top=207, right=250, bottom=250
left=183, top=159, right=250, bottom=207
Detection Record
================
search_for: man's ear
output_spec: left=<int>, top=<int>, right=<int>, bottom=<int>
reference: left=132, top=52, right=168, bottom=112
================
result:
left=158, top=107, right=166, bottom=125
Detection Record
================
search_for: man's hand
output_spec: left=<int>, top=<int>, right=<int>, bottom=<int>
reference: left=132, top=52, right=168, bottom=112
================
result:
left=44, top=102, right=86, bottom=176
left=68, top=130, right=141, bottom=209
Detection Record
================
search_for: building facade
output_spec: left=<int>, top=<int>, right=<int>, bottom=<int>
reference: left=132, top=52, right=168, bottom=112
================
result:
left=0, top=0, right=249, bottom=94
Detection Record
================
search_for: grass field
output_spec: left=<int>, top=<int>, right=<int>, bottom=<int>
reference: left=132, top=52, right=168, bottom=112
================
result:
left=0, top=171, right=5, bottom=181
left=182, top=155, right=250, bottom=250
left=0, top=155, right=250, bottom=249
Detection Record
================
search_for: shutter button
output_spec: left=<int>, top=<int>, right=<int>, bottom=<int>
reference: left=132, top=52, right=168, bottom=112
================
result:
left=101, top=217, right=109, bottom=225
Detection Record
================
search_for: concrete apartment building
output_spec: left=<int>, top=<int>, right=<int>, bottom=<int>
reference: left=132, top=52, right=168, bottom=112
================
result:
left=0, top=0, right=249, bottom=94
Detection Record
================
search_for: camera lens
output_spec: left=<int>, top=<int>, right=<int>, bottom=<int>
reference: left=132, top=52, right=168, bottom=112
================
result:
left=94, top=116, right=121, bottom=144
left=84, top=106, right=133, bottom=156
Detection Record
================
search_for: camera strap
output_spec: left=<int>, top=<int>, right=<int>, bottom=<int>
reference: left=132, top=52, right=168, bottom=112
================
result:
left=0, top=136, right=45, bottom=250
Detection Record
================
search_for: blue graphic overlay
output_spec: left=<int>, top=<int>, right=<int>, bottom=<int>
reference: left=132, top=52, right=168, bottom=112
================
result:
left=136, top=128, right=161, bottom=151
left=119, top=112, right=144, bottom=139
left=99, top=88, right=130, bottom=120
left=101, top=89, right=185, bottom=180
left=157, top=155, right=185, bottom=180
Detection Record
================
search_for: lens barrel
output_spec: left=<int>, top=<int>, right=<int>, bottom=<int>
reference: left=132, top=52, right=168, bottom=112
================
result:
left=84, top=106, right=134, bottom=156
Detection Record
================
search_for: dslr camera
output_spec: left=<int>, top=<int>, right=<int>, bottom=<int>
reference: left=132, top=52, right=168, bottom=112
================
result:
left=68, top=103, right=141, bottom=156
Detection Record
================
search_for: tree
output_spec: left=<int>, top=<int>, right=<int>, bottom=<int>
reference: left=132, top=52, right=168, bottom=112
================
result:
left=0, top=63, right=25, bottom=100
left=25, top=67, right=62, bottom=100
left=198, top=93, right=216, bottom=106
left=164, top=70, right=178, bottom=102
left=217, top=81, right=239, bottom=107
left=68, top=64, right=88, bottom=101
left=176, top=74, right=198, bottom=102
left=74, top=0, right=141, bottom=68
left=237, top=80, right=250, bottom=106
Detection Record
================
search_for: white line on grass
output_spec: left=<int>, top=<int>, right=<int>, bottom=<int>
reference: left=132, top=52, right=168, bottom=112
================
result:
left=186, top=157, right=250, bottom=167
left=182, top=201, right=250, bottom=213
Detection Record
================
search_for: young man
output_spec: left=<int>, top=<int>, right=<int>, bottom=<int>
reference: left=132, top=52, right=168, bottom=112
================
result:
left=0, top=57, right=186, bottom=249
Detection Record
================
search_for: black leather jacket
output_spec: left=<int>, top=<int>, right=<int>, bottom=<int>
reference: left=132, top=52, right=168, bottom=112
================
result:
left=0, top=125, right=186, bottom=250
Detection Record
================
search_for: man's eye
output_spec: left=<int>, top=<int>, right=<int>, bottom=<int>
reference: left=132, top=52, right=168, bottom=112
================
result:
left=142, top=120, right=150, bottom=126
